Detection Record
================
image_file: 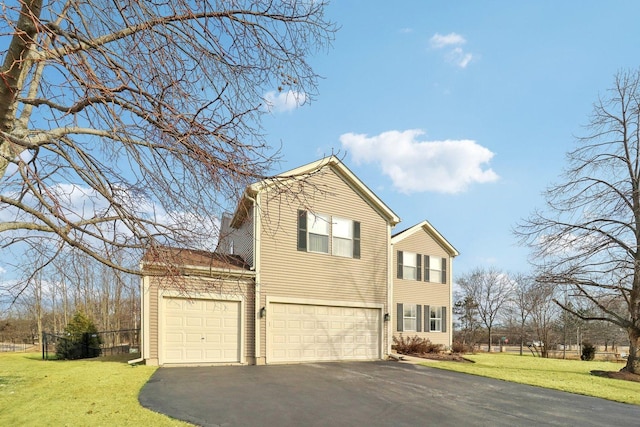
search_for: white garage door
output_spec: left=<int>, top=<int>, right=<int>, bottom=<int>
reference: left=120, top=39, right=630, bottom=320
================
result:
left=269, top=303, right=380, bottom=363
left=162, top=297, right=241, bottom=364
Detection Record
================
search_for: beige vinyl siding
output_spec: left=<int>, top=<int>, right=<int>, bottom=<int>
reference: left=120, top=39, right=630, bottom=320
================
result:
left=149, top=284, right=159, bottom=360
left=257, top=169, right=390, bottom=358
left=216, top=211, right=254, bottom=266
left=146, top=275, right=255, bottom=364
left=393, top=228, right=452, bottom=346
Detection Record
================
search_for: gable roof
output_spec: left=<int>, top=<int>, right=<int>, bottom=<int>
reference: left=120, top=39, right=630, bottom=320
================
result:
left=391, top=220, right=459, bottom=257
left=231, top=156, right=401, bottom=227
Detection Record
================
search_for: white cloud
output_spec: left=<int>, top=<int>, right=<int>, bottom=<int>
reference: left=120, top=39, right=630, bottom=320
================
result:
left=263, top=90, right=307, bottom=113
left=447, top=47, right=473, bottom=68
left=339, top=129, right=499, bottom=194
left=429, top=32, right=474, bottom=68
left=0, top=266, right=5, bottom=275
left=430, top=32, right=466, bottom=48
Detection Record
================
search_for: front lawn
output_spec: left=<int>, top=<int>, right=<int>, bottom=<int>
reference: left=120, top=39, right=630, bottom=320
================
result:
left=424, top=352, right=640, bottom=405
left=0, top=352, right=192, bottom=426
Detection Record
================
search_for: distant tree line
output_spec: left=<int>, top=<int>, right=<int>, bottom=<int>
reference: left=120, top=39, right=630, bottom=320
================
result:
left=0, top=247, right=139, bottom=346
left=454, top=267, right=627, bottom=358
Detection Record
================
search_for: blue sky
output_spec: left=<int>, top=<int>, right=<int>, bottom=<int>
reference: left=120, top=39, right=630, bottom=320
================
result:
left=259, top=0, right=640, bottom=277
left=2, top=1, right=638, bottom=283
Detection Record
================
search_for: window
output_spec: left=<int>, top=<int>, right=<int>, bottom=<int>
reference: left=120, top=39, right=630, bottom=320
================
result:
left=403, top=251, right=417, bottom=280
left=397, top=251, right=422, bottom=281
left=308, top=212, right=329, bottom=253
left=403, top=304, right=417, bottom=332
left=430, top=306, right=442, bottom=332
left=396, top=303, right=422, bottom=332
left=425, top=256, right=447, bottom=284
left=297, top=210, right=360, bottom=258
left=332, top=217, right=353, bottom=257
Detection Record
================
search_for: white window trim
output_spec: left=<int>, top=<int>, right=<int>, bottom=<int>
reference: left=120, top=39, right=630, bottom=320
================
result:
left=403, top=251, right=417, bottom=280
left=403, top=304, right=417, bottom=332
left=430, top=306, right=442, bottom=332
left=429, top=255, right=443, bottom=284
left=308, top=212, right=330, bottom=254
left=332, top=216, right=354, bottom=258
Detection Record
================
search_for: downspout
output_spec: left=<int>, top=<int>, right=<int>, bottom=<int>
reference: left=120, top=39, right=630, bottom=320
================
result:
left=129, top=271, right=146, bottom=365
left=387, top=224, right=394, bottom=358
left=449, top=253, right=456, bottom=349
left=245, top=192, right=261, bottom=363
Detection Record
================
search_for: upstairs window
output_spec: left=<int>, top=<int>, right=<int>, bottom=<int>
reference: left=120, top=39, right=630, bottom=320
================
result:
left=396, top=251, right=422, bottom=281
left=332, top=217, right=353, bottom=257
left=308, top=212, right=329, bottom=253
left=297, top=210, right=360, bottom=258
left=425, top=256, right=447, bottom=284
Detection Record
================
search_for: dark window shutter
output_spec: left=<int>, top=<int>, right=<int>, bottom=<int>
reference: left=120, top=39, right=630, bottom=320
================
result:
left=297, top=210, right=307, bottom=251
left=416, top=254, right=422, bottom=281
left=442, top=306, right=447, bottom=332
left=424, top=305, right=430, bottom=332
left=441, top=257, right=447, bottom=284
left=424, top=255, right=430, bottom=282
left=397, top=303, right=403, bottom=332
left=353, top=221, right=361, bottom=259
left=416, top=305, right=422, bottom=332
left=397, top=251, right=403, bottom=279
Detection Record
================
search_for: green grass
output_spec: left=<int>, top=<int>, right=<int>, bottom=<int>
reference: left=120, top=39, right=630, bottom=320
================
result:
left=0, top=352, right=192, bottom=426
left=424, top=353, right=640, bottom=405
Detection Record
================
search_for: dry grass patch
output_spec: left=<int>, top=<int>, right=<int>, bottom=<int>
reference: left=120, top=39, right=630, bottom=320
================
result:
left=0, top=352, right=192, bottom=426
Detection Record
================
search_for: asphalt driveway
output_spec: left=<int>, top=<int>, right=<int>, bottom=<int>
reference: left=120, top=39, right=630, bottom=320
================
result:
left=139, top=361, right=640, bottom=426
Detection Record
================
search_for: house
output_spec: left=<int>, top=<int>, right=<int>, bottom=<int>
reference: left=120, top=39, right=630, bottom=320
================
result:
left=140, top=156, right=456, bottom=366
left=392, top=221, right=459, bottom=348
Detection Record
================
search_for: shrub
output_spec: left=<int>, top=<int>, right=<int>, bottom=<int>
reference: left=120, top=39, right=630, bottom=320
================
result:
left=581, top=342, right=596, bottom=361
left=56, top=312, right=102, bottom=360
left=451, top=341, right=469, bottom=354
left=393, top=335, right=442, bottom=354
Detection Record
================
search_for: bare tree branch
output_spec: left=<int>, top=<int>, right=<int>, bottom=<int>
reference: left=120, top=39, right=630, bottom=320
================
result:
left=517, top=69, right=640, bottom=372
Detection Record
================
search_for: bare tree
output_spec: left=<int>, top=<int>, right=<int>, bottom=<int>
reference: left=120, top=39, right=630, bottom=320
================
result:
left=527, top=280, right=560, bottom=358
left=518, top=69, right=640, bottom=373
left=453, top=292, right=481, bottom=348
left=508, top=273, right=535, bottom=356
left=0, top=1, right=335, bottom=286
left=457, top=267, right=512, bottom=352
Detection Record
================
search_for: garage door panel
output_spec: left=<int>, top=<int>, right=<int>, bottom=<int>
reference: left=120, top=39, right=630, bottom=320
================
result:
left=162, top=297, right=241, bottom=364
left=269, top=302, right=380, bottom=363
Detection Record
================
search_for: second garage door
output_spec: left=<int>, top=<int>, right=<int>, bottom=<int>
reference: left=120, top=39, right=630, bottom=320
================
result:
left=268, top=302, right=380, bottom=363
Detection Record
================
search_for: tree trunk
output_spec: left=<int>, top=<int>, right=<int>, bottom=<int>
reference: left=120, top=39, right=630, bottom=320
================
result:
left=624, top=330, right=640, bottom=373
left=487, top=328, right=493, bottom=352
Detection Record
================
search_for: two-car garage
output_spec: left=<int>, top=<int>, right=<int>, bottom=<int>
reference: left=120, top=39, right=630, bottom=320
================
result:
left=267, top=300, right=382, bottom=364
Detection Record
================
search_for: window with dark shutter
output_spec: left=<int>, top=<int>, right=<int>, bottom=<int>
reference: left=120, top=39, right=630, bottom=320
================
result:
left=416, top=253, right=422, bottom=281
left=397, top=251, right=403, bottom=279
left=297, top=210, right=307, bottom=251
left=416, top=305, right=422, bottom=332
left=353, top=221, right=361, bottom=259
left=396, top=303, right=403, bottom=332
